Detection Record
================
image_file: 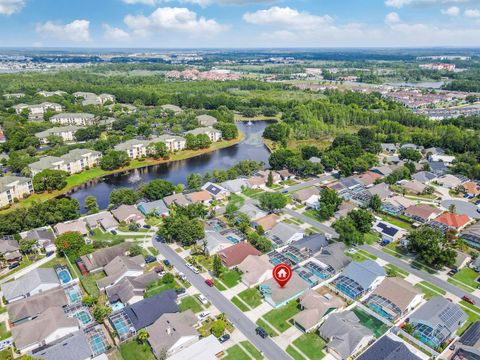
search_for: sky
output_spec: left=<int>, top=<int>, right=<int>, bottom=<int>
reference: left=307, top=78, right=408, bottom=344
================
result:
left=0, top=0, right=480, bottom=48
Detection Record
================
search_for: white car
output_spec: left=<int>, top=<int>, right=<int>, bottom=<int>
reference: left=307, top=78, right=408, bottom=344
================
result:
left=197, top=294, right=208, bottom=305
left=198, top=311, right=210, bottom=320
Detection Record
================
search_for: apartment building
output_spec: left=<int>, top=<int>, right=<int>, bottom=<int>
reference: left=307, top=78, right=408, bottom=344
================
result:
left=14, top=102, right=63, bottom=119
left=186, top=127, right=222, bottom=142
left=50, top=113, right=96, bottom=126
left=28, top=149, right=102, bottom=176
left=0, top=176, right=34, bottom=207
left=114, top=139, right=154, bottom=159
left=156, top=134, right=186, bottom=152
left=73, top=92, right=115, bottom=106
left=35, top=125, right=81, bottom=144
left=36, top=90, right=67, bottom=97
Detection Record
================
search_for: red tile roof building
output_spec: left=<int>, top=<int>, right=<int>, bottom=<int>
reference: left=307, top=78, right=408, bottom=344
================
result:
left=435, top=212, right=471, bottom=230
left=218, top=242, right=261, bottom=268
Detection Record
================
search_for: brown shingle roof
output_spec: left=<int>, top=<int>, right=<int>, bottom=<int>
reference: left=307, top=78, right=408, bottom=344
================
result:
left=254, top=214, right=279, bottom=231
left=369, top=277, right=421, bottom=313
left=218, top=242, right=262, bottom=268
left=404, top=204, right=442, bottom=221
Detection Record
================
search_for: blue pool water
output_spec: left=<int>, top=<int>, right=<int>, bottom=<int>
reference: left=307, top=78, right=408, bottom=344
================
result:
left=89, top=334, right=106, bottom=355
left=226, top=235, right=240, bottom=244
left=67, top=288, right=82, bottom=303
left=57, top=269, right=72, bottom=284
left=113, top=318, right=130, bottom=337
left=110, top=301, right=124, bottom=312
left=75, top=310, right=93, bottom=325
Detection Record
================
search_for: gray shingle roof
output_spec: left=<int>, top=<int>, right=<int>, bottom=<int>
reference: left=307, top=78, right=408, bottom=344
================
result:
left=1, top=268, right=60, bottom=302
left=30, top=330, right=92, bottom=360
left=339, top=260, right=385, bottom=291
left=357, top=334, right=423, bottom=360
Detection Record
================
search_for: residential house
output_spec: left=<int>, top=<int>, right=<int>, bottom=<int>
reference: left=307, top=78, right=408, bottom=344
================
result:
left=425, top=147, right=445, bottom=157
left=357, top=333, right=428, bottom=360
left=367, top=183, right=392, bottom=201
left=308, top=156, right=322, bottom=164
left=307, top=242, right=351, bottom=280
left=82, top=211, right=119, bottom=232
left=28, top=149, right=102, bottom=176
left=221, top=179, right=251, bottom=194
left=437, top=174, right=465, bottom=189
left=196, top=114, right=217, bottom=127
left=96, top=255, right=145, bottom=290
left=372, top=221, right=405, bottom=243
left=218, top=242, right=261, bottom=268
left=186, top=127, right=222, bottom=142
left=12, top=307, right=79, bottom=354
left=364, top=277, right=423, bottom=321
left=0, top=239, right=21, bottom=266
left=293, top=289, right=344, bottom=332
left=7, top=287, right=68, bottom=324
left=161, top=104, right=183, bottom=115
left=168, top=335, right=223, bottom=360
left=201, top=182, right=229, bottom=200
left=404, top=204, right=442, bottom=223
left=430, top=154, right=455, bottom=165
left=1, top=268, right=60, bottom=303
left=382, top=196, right=416, bottom=216
left=30, top=330, right=94, bottom=360
left=21, top=227, right=56, bottom=253
left=371, top=165, right=395, bottom=177
left=335, top=201, right=357, bottom=219
left=412, top=171, right=437, bottom=184
left=111, top=204, right=145, bottom=224
left=293, top=187, right=320, bottom=203
left=401, top=143, right=422, bottom=151
left=238, top=254, right=273, bottom=287
left=3, top=93, right=25, bottom=99
left=462, top=182, right=480, bottom=197
left=247, top=176, right=266, bottom=188
left=156, top=134, right=186, bottom=152
left=398, top=180, right=427, bottom=195
left=147, top=310, right=199, bottom=358
left=453, top=321, right=480, bottom=360
left=137, top=199, right=169, bottom=217
left=319, top=310, right=374, bottom=360
left=454, top=251, right=472, bottom=270
left=409, top=297, right=467, bottom=349
left=0, top=176, right=34, bottom=207
left=461, top=222, right=480, bottom=249
left=78, top=243, right=130, bottom=273
left=50, top=113, right=96, bottom=126
left=106, top=103, right=137, bottom=114
left=381, top=143, right=397, bottom=154
left=73, top=92, right=115, bottom=106
left=35, top=125, right=80, bottom=144
left=334, top=260, right=386, bottom=299
left=267, top=222, right=304, bottom=247
left=259, top=272, right=310, bottom=308
left=305, top=194, right=320, bottom=210
left=54, top=219, right=88, bottom=237
left=163, top=193, right=190, bottom=207
left=186, top=190, right=212, bottom=205
left=201, top=232, right=233, bottom=255
left=428, top=161, right=448, bottom=176
left=278, top=169, right=295, bottom=180
left=257, top=170, right=281, bottom=184
left=36, top=90, right=67, bottom=97
left=253, top=214, right=279, bottom=231
left=435, top=212, right=471, bottom=231
left=106, top=272, right=158, bottom=306
left=291, top=233, right=329, bottom=256
left=14, top=102, right=63, bottom=119
left=238, top=203, right=267, bottom=221
left=355, top=171, right=382, bottom=187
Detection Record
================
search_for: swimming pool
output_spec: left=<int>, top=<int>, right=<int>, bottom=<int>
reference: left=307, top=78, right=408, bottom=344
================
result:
left=113, top=318, right=130, bottom=337
left=110, top=301, right=124, bottom=312
left=226, top=235, right=240, bottom=244
left=56, top=267, right=72, bottom=284
left=74, top=310, right=93, bottom=325
left=89, top=333, right=106, bottom=355
left=66, top=287, right=82, bottom=304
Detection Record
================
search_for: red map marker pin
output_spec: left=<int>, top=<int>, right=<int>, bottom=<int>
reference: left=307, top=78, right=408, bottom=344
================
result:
left=273, top=263, right=292, bottom=288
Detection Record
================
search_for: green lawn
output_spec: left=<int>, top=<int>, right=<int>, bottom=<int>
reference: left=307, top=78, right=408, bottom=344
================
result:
left=384, top=264, right=409, bottom=278
left=261, top=301, right=301, bottom=333
left=255, top=318, right=278, bottom=337
left=364, top=232, right=380, bottom=244
left=240, top=341, right=263, bottom=360
left=0, top=322, right=11, bottom=341
left=148, top=246, right=159, bottom=256
left=347, top=249, right=377, bottom=262
left=304, top=209, right=322, bottom=221
left=242, top=188, right=265, bottom=199
left=0, top=255, right=34, bottom=281
left=352, top=307, right=389, bottom=337
left=119, top=341, right=155, bottom=360
left=414, top=281, right=446, bottom=301
left=0, top=348, right=13, bottom=360
left=220, top=269, right=242, bottom=288
left=231, top=296, right=250, bottom=311
left=89, top=228, right=144, bottom=242
left=377, top=213, right=413, bottom=230
left=286, top=346, right=305, bottom=360
left=80, top=271, right=106, bottom=297
left=238, top=288, right=263, bottom=309
left=178, top=296, right=203, bottom=313
left=450, top=268, right=479, bottom=290
left=229, top=194, right=245, bottom=206
left=145, top=280, right=178, bottom=298
left=223, top=345, right=251, bottom=360
left=293, top=333, right=326, bottom=360
left=457, top=307, right=480, bottom=335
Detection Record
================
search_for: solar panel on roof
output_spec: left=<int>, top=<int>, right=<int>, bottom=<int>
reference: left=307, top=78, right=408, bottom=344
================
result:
left=460, top=321, right=480, bottom=346
left=439, top=306, right=464, bottom=329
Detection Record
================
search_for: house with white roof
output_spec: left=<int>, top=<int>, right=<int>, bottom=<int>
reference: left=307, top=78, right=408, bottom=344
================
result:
left=50, top=113, right=96, bottom=126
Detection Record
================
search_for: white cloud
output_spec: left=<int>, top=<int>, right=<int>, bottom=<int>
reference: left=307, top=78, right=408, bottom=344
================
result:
left=243, top=6, right=333, bottom=30
left=441, top=5, right=460, bottom=15
left=385, top=11, right=401, bottom=24
left=103, top=24, right=130, bottom=41
left=121, top=0, right=278, bottom=5
left=122, top=0, right=156, bottom=4
left=35, top=20, right=90, bottom=43
left=0, top=0, right=26, bottom=15
left=124, top=7, right=226, bottom=36
left=465, top=8, right=480, bottom=16
left=385, top=0, right=413, bottom=8
left=385, top=0, right=478, bottom=8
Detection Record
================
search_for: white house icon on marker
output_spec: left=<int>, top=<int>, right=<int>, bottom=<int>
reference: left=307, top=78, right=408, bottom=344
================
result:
left=277, top=269, right=287, bottom=278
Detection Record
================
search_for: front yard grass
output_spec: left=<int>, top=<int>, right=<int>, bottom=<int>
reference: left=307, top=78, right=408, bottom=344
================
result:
left=0, top=348, right=13, bottom=360
left=286, top=346, right=305, bottom=360
left=219, top=269, right=241, bottom=288
left=346, top=249, right=377, bottom=262
left=223, top=344, right=251, bottom=360
left=262, top=301, right=301, bottom=333
left=363, top=231, right=380, bottom=244
left=80, top=271, right=106, bottom=297
left=231, top=296, right=250, bottom=311
left=377, top=213, right=413, bottom=230
left=40, top=255, right=80, bottom=279
left=352, top=307, right=389, bottom=337
left=414, top=281, right=446, bottom=300
left=240, top=341, right=263, bottom=360
left=148, top=246, right=159, bottom=256
left=255, top=318, right=278, bottom=337
left=457, top=307, right=480, bottom=336
left=178, top=296, right=203, bottom=313
left=0, top=322, right=11, bottom=341
left=119, top=340, right=155, bottom=360
left=449, top=268, right=479, bottom=290
left=384, top=264, right=409, bottom=278
left=0, top=255, right=34, bottom=281
left=145, top=279, right=179, bottom=298
left=238, top=288, right=263, bottom=309
left=293, top=333, right=326, bottom=359
left=242, top=188, right=265, bottom=199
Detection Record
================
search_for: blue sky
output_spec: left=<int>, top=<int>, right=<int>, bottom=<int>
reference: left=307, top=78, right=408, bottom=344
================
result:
left=1, top=0, right=480, bottom=47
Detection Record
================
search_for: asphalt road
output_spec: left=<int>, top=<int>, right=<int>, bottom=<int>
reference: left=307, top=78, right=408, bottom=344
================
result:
left=153, top=241, right=291, bottom=360
left=283, top=174, right=334, bottom=193
left=283, top=208, right=339, bottom=239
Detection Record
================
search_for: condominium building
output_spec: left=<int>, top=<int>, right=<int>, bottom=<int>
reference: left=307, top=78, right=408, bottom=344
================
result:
left=114, top=139, right=155, bottom=159
left=156, top=134, right=186, bottom=152
left=50, top=113, right=96, bottom=126
left=186, top=127, right=222, bottom=142
left=28, top=149, right=102, bottom=176
left=35, top=125, right=81, bottom=144
left=13, top=102, right=63, bottom=119
left=0, top=176, right=34, bottom=207
left=36, top=90, right=67, bottom=97
left=73, top=92, right=115, bottom=106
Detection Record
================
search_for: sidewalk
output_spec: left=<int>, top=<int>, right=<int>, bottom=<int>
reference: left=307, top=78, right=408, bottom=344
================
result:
left=0, top=256, right=52, bottom=285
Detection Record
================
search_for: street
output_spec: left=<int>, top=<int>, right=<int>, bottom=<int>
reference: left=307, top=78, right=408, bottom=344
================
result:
left=153, top=241, right=292, bottom=360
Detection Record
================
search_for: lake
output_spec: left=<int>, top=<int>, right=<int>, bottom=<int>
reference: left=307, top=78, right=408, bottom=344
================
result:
left=70, top=120, right=271, bottom=212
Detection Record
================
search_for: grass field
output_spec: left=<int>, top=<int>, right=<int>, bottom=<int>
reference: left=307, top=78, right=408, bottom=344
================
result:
left=347, top=249, right=377, bottom=262
left=449, top=268, right=479, bottom=291
left=223, top=345, right=251, bottom=360
left=0, top=348, right=12, bottom=360
left=261, top=301, right=301, bottom=333
left=242, top=188, right=265, bottom=199
left=41, top=255, right=80, bottom=279
left=377, top=213, right=413, bottom=230
left=255, top=318, right=279, bottom=337
left=352, top=307, right=389, bottom=337
left=414, top=281, right=446, bottom=300
left=0, top=322, right=11, bottom=341
left=119, top=341, right=155, bottom=360
left=145, top=280, right=178, bottom=298
left=178, top=296, right=203, bottom=313
left=80, top=271, right=105, bottom=297
left=293, top=333, right=326, bottom=359
left=240, top=341, right=263, bottom=360
left=384, top=264, right=409, bottom=278
left=238, top=288, right=263, bottom=309
left=219, top=269, right=242, bottom=288
left=286, top=346, right=305, bottom=360
left=231, top=296, right=250, bottom=311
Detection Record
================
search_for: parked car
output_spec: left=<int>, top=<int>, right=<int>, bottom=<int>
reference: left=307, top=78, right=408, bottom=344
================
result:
left=178, top=272, right=187, bottom=281
left=218, top=334, right=230, bottom=343
left=145, top=255, right=156, bottom=264
left=463, top=295, right=476, bottom=305
left=197, top=294, right=208, bottom=305
left=205, top=279, right=214, bottom=287
left=110, top=230, right=117, bottom=235
left=447, top=269, right=458, bottom=276
left=8, top=262, right=19, bottom=270
left=255, top=327, right=268, bottom=339
left=176, top=288, right=186, bottom=295
left=198, top=311, right=210, bottom=320
left=380, top=239, right=390, bottom=246
left=163, top=259, right=171, bottom=266
left=143, top=224, right=151, bottom=229
left=449, top=343, right=456, bottom=351
left=155, top=235, right=164, bottom=242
